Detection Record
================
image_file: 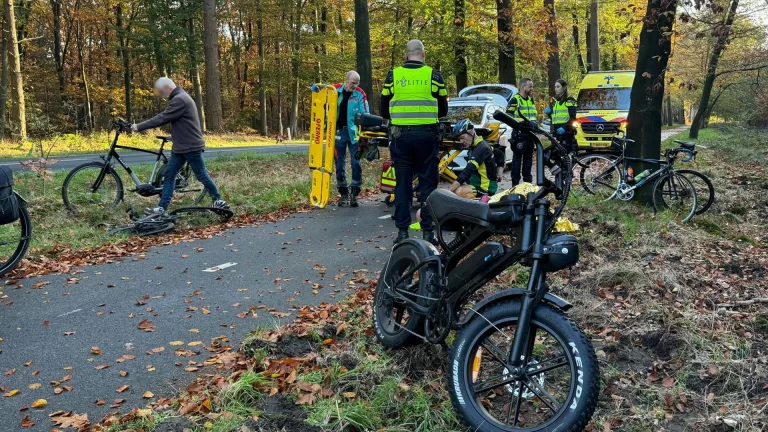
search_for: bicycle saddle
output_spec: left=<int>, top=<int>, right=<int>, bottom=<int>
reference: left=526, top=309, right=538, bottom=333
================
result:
left=156, top=135, right=172, bottom=141
left=673, top=140, right=696, bottom=150
left=427, top=189, right=489, bottom=231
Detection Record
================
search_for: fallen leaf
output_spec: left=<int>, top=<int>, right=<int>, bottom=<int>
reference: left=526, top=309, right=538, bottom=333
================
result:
left=3, top=389, right=20, bottom=397
left=119, top=371, right=129, bottom=377
left=31, top=398, right=48, bottom=409
left=116, top=384, right=129, bottom=393
left=187, top=341, right=203, bottom=346
left=20, top=414, right=34, bottom=428
left=138, top=319, right=156, bottom=332
left=94, top=364, right=110, bottom=370
left=342, top=391, right=356, bottom=398
left=142, top=391, right=154, bottom=399
left=28, top=383, right=41, bottom=390
left=50, top=412, right=90, bottom=429
left=169, top=341, right=185, bottom=346
left=91, top=347, right=103, bottom=356
left=662, top=376, right=676, bottom=388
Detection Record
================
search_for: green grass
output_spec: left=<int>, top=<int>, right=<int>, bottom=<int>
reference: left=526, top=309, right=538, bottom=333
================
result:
left=1, top=151, right=379, bottom=262
left=0, top=132, right=308, bottom=159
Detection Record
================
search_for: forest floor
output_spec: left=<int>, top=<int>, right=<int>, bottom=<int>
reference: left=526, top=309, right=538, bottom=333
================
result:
left=1, top=126, right=766, bottom=431
left=0, top=132, right=307, bottom=159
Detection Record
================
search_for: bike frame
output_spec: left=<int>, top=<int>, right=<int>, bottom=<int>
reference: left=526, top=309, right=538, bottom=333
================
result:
left=385, top=124, right=568, bottom=368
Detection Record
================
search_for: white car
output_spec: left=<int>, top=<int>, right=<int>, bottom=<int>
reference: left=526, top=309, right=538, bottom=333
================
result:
left=444, top=94, right=515, bottom=172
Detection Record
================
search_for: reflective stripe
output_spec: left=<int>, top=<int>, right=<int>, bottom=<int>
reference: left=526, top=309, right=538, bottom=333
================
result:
left=390, top=112, right=438, bottom=119
left=390, top=100, right=438, bottom=107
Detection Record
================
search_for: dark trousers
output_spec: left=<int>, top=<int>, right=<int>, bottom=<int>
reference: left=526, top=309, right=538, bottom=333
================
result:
left=511, top=139, right=533, bottom=185
left=390, top=125, right=439, bottom=231
left=159, top=151, right=221, bottom=209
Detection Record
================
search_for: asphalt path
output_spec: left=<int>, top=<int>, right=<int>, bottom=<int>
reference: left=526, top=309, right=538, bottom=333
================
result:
left=0, top=144, right=309, bottom=172
left=0, top=198, right=393, bottom=430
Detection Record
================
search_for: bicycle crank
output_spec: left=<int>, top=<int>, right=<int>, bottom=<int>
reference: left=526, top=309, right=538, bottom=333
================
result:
left=615, top=182, right=635, bottom=201
left=424, top=299, right=453, bottom=344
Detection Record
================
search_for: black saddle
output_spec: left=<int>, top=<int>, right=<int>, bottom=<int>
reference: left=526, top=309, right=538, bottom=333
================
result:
left=674, top=140, right=696, bottom=150
left=427, top=189, right=525, bottom=232
left=156, top=135, right=172, bottom=141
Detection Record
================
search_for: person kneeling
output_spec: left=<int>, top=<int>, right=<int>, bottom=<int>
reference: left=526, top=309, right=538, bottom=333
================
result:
left=447, top=119, right=498, bottom=200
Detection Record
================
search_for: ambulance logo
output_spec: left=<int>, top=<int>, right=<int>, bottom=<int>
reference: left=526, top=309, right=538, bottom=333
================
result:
left=604, top=75, right=615, bottom=85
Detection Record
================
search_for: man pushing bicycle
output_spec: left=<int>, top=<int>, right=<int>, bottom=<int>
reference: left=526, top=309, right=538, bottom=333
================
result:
left=131, top=77, right=229, bottom=214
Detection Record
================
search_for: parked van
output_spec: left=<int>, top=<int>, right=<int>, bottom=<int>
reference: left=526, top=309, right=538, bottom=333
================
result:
left=574, top=71, right=634, bottom=149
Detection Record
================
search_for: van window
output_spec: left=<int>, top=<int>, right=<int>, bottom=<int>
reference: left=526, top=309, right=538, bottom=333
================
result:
left=576, top=88, right=631, bottom=111
left=445, top=105, right=484, bottom=124
left=462, top=86, right=515, bottom=101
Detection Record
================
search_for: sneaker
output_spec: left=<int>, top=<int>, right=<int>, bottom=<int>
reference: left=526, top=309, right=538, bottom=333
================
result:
left=144, top=207, right=166, bottom=216
left=213, top=199, right=230, bottom=210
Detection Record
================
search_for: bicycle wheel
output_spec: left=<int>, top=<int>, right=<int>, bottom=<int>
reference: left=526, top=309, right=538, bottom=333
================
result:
left=62, top=162, right=124, bottom=212
left=578, top=155, right=620, bottom=199
left=373, top=243, right=436, bottom=348
left=0, top=202, right=31, bottom=277
left=174, top=163, right=209, bottom=205
left=168, top=206, right=233, bottom=230
left=676, top=169, right=714, bottom=215
left=653, top=172, right=697, bottom=223
left=448, top=300, right=599, bottom=432
left=135, top=221, right=175, bottom=236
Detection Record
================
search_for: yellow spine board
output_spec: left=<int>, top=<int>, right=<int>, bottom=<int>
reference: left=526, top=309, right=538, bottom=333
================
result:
left=308, top=86, right=338, bottom=208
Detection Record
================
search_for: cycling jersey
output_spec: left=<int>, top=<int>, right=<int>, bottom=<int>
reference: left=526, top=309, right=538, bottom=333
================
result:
left=456, top=135, right=498, bottom=195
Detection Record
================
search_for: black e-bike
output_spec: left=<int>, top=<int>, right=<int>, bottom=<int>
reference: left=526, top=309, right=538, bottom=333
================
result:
left=373, top=111, right=599, bottom=431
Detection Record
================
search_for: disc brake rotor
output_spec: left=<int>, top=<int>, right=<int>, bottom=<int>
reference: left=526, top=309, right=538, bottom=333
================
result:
left=502, top=360, right=545, bottom=398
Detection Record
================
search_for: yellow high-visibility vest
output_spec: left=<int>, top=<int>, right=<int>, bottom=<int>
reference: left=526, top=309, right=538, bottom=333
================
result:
left=509, top=94, right=538, bottom=123
left=388, top=66, right=439, bottom=126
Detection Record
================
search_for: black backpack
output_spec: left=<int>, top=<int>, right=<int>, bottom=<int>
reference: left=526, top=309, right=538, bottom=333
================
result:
left=0, top=166, right=19, bottom=225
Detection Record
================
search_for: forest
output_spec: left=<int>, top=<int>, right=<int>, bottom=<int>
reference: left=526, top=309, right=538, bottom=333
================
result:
left=0, top=0, right=765, bottom=141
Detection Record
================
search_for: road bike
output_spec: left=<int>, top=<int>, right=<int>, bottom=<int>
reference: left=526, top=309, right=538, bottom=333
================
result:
left=0, top=192, right=31, bottom=277
left=62, top=119, right=208, bottom=213
left=578, top=134, right=700, bottom=222
left=103, top=206, right=233, bottom=237
left=373, top=110, right=599, bottom=431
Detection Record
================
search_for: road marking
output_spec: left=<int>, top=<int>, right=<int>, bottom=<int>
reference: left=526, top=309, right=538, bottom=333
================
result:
left=57, top=309, right=82, bottom=317
left=378, top=215, right=392, bottom=219
left=203, top=262, right=238, bottom=272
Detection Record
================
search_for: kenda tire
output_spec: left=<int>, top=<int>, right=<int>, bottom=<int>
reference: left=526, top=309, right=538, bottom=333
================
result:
left=448, top=300, right=599, bottom=432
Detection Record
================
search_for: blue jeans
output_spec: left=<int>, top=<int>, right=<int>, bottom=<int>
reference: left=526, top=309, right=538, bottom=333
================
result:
left=159, top=151, right=221, bottom=209
left=334, top=128, right=362, bottom=191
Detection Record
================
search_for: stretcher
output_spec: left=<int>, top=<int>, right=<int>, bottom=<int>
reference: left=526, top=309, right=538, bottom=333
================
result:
left=308, top=85, right=338, bottom=208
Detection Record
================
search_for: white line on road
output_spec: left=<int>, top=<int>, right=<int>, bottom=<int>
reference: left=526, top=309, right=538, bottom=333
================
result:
left=203, top=262, right=238, bottom=272
left=57, top=308, right=82, bottom=317
left=378, top=215, right=392, bottom=219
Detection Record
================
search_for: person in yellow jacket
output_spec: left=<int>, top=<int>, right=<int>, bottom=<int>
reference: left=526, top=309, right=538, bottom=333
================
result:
left=507, top=78, right=538, bottom=185
left=380, top=39, right=448, bottom=245
left=544, top=79, right=578, bottom=153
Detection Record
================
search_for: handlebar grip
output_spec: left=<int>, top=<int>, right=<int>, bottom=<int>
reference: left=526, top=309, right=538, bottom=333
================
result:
left=492, top=110, right=520, bottom=129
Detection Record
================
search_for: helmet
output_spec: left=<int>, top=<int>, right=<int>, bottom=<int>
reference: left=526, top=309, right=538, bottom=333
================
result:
left=449, top=119, right=474, bottom=138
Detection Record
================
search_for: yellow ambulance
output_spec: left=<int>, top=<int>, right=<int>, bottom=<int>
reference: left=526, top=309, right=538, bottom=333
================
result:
left=574, top=71, right=634, bottom=149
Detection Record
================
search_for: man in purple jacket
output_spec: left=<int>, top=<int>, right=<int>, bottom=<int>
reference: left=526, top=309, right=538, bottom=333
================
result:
left=131, top=77, right=228, bottom=214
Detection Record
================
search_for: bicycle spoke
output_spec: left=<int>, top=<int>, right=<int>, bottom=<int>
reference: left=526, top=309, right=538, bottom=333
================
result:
left=524, top=378, right=561, bottom=413
left=526, top=356, right=568, bottom=376
left=473, top=375, right=518, bottom=394
left=512, top=381, right=525, bottom=426
left=480, top=339, right=512, bottom=367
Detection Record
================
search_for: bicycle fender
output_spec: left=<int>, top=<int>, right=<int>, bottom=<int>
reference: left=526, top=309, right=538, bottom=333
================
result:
left=458, top=288, right=572, bottom=327
left=393, top=238, right=441, bottom=258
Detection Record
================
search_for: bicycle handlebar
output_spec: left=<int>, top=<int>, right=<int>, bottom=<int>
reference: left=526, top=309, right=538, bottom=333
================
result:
left=111, top=118, right=132, bottom=131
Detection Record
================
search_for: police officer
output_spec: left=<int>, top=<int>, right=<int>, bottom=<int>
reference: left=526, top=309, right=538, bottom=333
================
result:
left=545, top=79, right=578, bottom=153
left=507, top=78, right=538, bottom=186
left=381, top=39, right=448, bottom=244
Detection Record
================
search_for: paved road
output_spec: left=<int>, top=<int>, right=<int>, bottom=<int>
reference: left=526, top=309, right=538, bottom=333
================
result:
left=0, top=198, right=393, bottom=430
left=661, top=126, right=690, bottom=140
left=0, top=144, right=309, bottom=172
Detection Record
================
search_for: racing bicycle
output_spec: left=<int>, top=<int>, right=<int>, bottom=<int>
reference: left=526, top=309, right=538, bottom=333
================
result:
left=103, top=205, right=234, bottom=237
left=373, top=110, right=598, bottom=431
left=62, top=119, right=208, bottom=213
left=578, top=134, right=700, bottom=222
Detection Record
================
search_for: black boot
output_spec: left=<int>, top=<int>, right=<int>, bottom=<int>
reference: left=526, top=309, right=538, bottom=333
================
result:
left=394, top=228, right=409, bottom=244
left=338, top=188, right=349, bottom=207
left=423, top=230, right=437, bottom=245
left=350, top=187, right=360, bottom=207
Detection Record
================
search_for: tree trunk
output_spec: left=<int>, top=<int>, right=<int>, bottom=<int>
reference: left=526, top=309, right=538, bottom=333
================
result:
left=689, top=0, right=739, bottom=139
left=544, top=0, right=560, bottom=97
left=572, top=15, right=587, bottom=75
left=76, top=23, right=92, bottom=131
left=115, top=4, right=131, bottom=122
left=202, top=0, right=223, bottom=130
left=256, top=0, right=267, bottom=135
left=275, top=38, right=283, bottom=135
left=183, top=7, right=205, bottom=131
left=147, top=9, right=166, bottom=76
left=587, top=0, right=600, bottom=71
left=4, top=0, right=24, bottom=139
left=626, top=0, right=677, bottom=203
left=50, top=0, right=65, bottom=92
left=354, top=0, right=373, bottom=103
left=497, top=0, right=516, bottom=84
left=0, top=14, right=8, bottom=137
left=454, top=0, right=468, bottom=91
left=665, top=93, right=673, bottom=126
left=288, top=0, right=303, bottom=137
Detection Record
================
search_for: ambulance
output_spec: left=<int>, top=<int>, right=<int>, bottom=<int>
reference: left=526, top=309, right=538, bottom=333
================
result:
left=574, top=71, right=634, bottom=149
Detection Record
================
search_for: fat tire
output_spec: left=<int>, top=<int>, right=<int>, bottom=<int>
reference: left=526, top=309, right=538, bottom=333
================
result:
left=0, top=202, right=31, bottom=277
left=62, top=161, right=124, bottom=212
left=373, top=243, right=435, bottom=348
left=676, top=169, right=714, bottom=215
left=448, top=300, right=599, bottom=432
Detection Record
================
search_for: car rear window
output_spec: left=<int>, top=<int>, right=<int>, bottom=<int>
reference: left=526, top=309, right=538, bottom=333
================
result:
left=576, top=88, right=631, bottom=111
left=462, top=86, right=515, bottom=100
left=445, top=105, right=484, bottom=124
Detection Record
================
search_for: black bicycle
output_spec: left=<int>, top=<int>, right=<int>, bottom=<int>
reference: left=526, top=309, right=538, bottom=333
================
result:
left=373, top=111, right=598, bottom=431
left=578, top=134, right=699, bottom=222
left=0, top=192, right=31, bottom=277
left=103, top=206, right=233, bottom=237
left=62, top=119, right=207, bottom=213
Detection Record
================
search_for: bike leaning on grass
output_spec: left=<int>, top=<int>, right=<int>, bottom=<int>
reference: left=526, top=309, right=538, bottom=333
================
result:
left=0, top=167, right=32, bottom=277
left=61, top=119, right=207, bottom=213
left=373, top=110, right=599, bottom=431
